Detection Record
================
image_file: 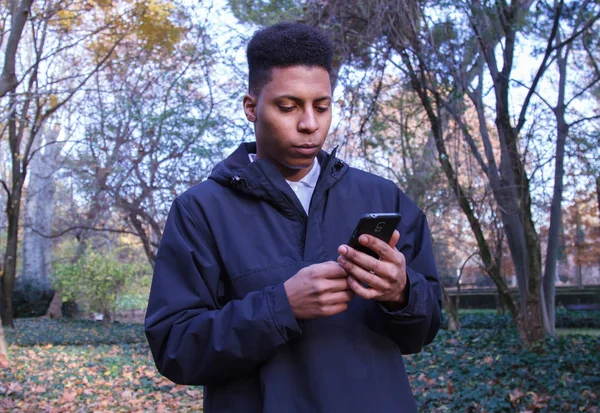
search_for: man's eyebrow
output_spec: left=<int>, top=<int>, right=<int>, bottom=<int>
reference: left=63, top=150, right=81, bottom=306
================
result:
left=277, top=95, right=332, bottom=103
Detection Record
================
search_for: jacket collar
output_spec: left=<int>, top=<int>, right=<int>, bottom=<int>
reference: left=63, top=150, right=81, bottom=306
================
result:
left=209, top=142, right=348, bottom=216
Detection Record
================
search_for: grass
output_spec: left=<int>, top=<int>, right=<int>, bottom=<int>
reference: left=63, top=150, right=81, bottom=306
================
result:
left=556, top=328, right=600, bottom=336
left=456, top=308, right=499, bottom=315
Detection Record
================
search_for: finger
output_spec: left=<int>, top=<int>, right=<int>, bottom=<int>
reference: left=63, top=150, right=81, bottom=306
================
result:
left=337, top=244, right=386, bottom=275
left=318, top=261, right=348, bottom=279
left=324, top=278, right=355, bottom=293
left=388, top=230, right=400, bottom=248
left=356, top=234, right=400, bottom=263
left=322, top=290, right=354, bottom=305
left=347, top=276, right=380, bottom=300
left=337, top=255, right=388, bottom=290
left=321, top=303, right=350, bottom=317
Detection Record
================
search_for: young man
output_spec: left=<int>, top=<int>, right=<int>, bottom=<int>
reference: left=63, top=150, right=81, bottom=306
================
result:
left=145, top=22, right=442, bottom=413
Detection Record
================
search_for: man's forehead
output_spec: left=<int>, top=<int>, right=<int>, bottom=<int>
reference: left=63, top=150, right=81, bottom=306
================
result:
left=262, top=66, right=332, bottom=95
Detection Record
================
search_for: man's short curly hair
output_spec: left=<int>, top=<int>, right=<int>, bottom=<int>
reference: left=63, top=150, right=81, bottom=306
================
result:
left=246, top=22, right=333, bottom=96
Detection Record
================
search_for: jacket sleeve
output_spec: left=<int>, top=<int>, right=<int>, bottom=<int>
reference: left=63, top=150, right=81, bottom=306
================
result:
left=145, top=197, right=302, bottom=386
left=378, top=191, right=442, bottom=354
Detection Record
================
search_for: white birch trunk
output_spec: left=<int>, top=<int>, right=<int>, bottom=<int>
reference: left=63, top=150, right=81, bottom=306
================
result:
left=21, top=125, right=62, bottom=284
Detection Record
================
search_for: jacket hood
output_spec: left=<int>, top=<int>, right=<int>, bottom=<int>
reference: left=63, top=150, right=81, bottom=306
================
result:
left=209, top=142, right=348, bottom=195
left=208, top=142, right=348, bottom=219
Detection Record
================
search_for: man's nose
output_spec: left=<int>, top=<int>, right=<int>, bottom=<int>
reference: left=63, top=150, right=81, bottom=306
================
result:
left=298, top=109, right=319, bottom=134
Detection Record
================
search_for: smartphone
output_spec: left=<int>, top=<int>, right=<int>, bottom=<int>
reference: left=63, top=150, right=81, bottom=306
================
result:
left=347, top=213, right=402, bottom=259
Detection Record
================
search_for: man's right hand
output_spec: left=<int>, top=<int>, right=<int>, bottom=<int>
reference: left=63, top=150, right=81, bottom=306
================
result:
left=283, top=261, right=354, bottom=320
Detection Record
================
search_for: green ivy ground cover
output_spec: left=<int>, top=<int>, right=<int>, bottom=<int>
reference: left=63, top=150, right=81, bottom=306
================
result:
left=5, top=318, right=145, bottom=346
left=407, top=329, right=599, bottom=412
left=443, top=309, right=600, bottom=329
left=1, top=319, right=599, bottom=412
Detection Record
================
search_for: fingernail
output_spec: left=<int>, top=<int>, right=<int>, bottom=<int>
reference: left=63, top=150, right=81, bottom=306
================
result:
left=359, top=235, right=368, bottom=244
left=338, top=245, right=348, bottom=255
left=338, top=256, right=346, bottom=264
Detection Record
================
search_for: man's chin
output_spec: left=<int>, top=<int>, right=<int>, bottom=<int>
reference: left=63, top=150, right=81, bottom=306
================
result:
left=284, top=158, right=315, bottom=170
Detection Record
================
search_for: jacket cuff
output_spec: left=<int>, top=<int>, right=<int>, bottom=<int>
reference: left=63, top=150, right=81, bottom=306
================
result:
left=379, top=266, right=419, bottom=317
left=267, top=283, right=302, bottom=341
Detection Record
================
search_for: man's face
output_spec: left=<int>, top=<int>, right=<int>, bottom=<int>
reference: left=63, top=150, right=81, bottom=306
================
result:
left=243, top=65, right=332, bottom=181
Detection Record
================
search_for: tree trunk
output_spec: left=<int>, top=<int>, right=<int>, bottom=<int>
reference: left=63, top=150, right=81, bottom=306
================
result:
left=1, top=93, right=26, bottom=327
left=441, top=285, right=460, bottom=331
left=543, top=39, right=570, bottom=336
left=575, top=207, right=584, bottom=288
left=473, top=0, right=547, bottom=345
left=0, top=315, right=8, bottom=368
left=1, top=184, right=22, bottom=327
left=45, top=291, right=62, bottom=319
left=0, top=0, right=34, bottom=98
left=22, top=125, right=62, bottom=285
left=596, top=175, right=600, bottom=218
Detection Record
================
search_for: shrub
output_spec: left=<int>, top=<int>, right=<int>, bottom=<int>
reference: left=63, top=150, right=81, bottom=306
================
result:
left=441, top=309, right=600, bottom=329
left=5, top=318, right=144, bottom=346
left=555, top=307, right=600, bottom=328
left=61, top=300, right=79, bottom=318
left=51, top=250, right=146, bottom=322
left=12, top=277, right=54, bottom=318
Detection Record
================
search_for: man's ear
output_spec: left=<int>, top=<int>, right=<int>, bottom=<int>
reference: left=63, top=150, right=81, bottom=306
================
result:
left=243, top=94, right=257, bottom=122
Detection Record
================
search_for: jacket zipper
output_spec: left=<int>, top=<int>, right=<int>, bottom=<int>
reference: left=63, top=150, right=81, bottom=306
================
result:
left=254, top=162, right=308, bottom=251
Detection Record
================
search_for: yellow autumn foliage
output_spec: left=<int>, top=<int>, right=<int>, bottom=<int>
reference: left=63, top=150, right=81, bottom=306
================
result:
left=44, top=0, right=184, bottom=63
left=133, top=0, right=184, bottom=55
left=55, top=9, right=81, bottom=33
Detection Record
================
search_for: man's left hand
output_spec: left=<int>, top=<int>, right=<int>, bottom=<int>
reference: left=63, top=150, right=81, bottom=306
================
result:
left=337, top=230, right=408, bottom=307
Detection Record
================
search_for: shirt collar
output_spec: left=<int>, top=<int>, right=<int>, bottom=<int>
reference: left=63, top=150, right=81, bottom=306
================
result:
left=248, top=154, right=320, bottom=188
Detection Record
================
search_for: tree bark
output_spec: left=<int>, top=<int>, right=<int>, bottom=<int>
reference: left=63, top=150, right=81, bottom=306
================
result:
left=44, top=291, right=62, bottom=319
left=469, top=1, right=548, bottom=345
left=543, top=36, right=570, bottom=336
left=0, top=0, right=34, bottom=98
left=1, top=185, right=23, bottom=327
left=1, top=92, right=25, bottom=327
left=22, top=125, right=62, bottom=285
left=0, top=315, right=8, bottom=368
left=441, top=286, right=460, bottom=332
left=596, top=175, right=600, bottom=218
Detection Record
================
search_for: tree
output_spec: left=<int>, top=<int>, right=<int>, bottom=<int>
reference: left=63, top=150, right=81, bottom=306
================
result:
left=0, top=316, right=7, bottom=367
left=64, top=9, right=228, bottom=266
left=0, top=0, right=184, bottom=326
left=230, top=0, right=600, bottom=345
left=21, top=125, right=63, bottom=285
left=393, top=0, right=600, bottom=344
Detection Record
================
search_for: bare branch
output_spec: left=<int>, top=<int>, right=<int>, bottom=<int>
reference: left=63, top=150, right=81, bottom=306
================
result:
left=0, top=179, right=10, bottom=197
left=515, top=0, right=563, bottom=134
left=568, top=113, right=600, bottom=128
left=552, top=10, right=600, bottom=51
left=39, top=32, right=128, bottom=123
left=566, top=76, right=600, bottom=108
left=511, top=77, right=555, bottom=112
left=26, top=224, right=140, bottom=239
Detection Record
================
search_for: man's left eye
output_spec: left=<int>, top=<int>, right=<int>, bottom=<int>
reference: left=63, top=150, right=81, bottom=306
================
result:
left=315, top=106, right=329, bottom=113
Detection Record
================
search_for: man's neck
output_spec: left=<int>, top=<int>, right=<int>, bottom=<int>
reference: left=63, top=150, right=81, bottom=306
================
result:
left=250, top=153, right=317, bottom=182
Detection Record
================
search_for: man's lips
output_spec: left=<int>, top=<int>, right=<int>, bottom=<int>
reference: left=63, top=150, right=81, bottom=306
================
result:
left=292, top=145, right=319, bottom=156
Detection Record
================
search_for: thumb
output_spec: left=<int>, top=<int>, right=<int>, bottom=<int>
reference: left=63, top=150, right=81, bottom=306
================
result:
left=388, top=230, right=400, bottom=249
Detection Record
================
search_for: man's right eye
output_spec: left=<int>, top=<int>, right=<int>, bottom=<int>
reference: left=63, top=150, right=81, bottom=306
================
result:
left=278, top=106, right=295, bottom=112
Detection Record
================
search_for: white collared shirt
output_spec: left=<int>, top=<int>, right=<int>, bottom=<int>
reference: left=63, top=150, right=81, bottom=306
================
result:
left=248, top=154, right=320, bottom=214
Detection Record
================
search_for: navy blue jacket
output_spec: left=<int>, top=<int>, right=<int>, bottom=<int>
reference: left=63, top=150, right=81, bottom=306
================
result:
left=145, top=142, right=442, bottom=412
